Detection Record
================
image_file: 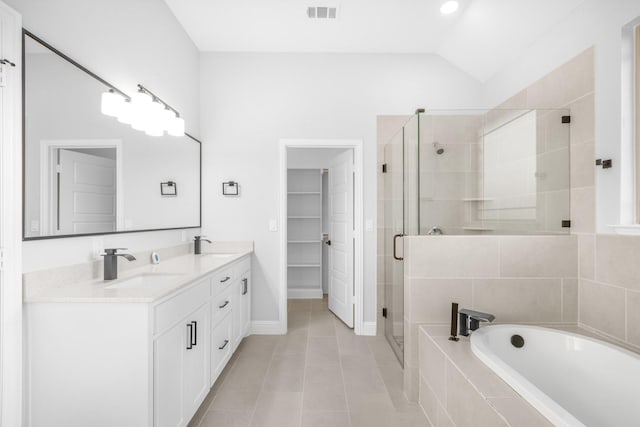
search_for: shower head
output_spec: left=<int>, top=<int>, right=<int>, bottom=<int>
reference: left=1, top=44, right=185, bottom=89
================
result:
left=433, top=142, right=445, bottom=155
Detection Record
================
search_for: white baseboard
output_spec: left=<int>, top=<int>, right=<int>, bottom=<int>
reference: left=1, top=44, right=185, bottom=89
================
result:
left=250, top=321, right=286, bottom=335
left=362, top=321, right=377, bottom=336
left=287, top=288, right=323, bottom=299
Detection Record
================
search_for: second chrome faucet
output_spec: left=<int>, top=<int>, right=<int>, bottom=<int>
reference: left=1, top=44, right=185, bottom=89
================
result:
left=194, top=235, right=212, bottom=254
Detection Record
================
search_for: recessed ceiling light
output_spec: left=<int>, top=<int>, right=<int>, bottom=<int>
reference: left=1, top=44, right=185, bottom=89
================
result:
left=440, top=1, right=459, bottom=15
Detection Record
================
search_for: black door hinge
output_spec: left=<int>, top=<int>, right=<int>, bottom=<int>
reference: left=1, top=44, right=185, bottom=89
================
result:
left=562, top=115, right=571, bottom=124
left=382, top=307, right=388, bottom=318
left=382, top=163, right=387, bottom=173
left=596, top=159, right=612, bottom=169
left=562, top=220, right=571, bottom=228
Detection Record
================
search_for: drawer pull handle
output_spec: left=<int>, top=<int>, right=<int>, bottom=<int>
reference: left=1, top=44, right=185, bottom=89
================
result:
left=242, top=278, right=248, bottom=295
left=191, top=321, right=197, bottom=346
left=220, top=276, right=231, bottom=283
left=186, top=323, right=193, bottom=350
left=218, top=340, right=229, bottom=350
left=218, top=301, right=230, bottom=309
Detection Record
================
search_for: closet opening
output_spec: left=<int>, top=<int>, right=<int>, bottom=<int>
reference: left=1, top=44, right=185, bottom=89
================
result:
left=279, top=140, right=365, bottom=335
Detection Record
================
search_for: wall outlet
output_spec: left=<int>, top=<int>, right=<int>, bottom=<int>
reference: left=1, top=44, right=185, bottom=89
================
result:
left=269, top=219, right=278, bottom=232
left=365, top=219, right=374, bottom=231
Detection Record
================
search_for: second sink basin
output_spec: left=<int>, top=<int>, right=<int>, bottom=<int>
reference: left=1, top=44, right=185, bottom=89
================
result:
left=105, top=273, right=183, bottom=290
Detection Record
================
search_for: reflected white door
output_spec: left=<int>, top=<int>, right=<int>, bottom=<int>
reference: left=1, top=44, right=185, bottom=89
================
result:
left=328, top=150, right=354, bottom=328
left=58, top=149, right=116, bottom=234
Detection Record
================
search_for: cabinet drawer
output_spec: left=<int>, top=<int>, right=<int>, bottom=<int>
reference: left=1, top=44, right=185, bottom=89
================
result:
left=211, top=266, right=234, bottom=296
left=211, top=312, right=232, bottom=385
left=212, top=286, right=233, bottom=324
left=154, top=278, right=210, bottom=335
left=234, top=256, right=250, bottom=277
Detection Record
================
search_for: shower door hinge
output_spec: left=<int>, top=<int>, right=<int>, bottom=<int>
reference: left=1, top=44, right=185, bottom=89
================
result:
left=561, top=115, right=571, bottom=123
left=382, top=307, right=388, bottom=318
left=382, top=163, right=387, bottom=173
left=562, top=220, right=571, bottom=228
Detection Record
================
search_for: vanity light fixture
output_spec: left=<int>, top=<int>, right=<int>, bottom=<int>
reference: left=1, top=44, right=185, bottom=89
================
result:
left=440, top=0, right=459, bottom=15
left=100, top=84, right=186, bottom=137
left=101, top=89, right=124, bottom=117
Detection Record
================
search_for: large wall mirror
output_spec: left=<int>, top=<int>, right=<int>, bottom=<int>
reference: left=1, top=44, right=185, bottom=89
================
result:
left=23, top=31, right=201, bottom=240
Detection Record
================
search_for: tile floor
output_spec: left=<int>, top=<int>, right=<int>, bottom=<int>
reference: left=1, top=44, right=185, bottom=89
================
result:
left=188, top=297, right=429, bottom=427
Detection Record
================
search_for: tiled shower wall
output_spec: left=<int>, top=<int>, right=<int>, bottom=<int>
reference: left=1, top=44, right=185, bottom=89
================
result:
left=402, top=235, right=578, bottom=401
left=402, top=47, right=596, bottom=402
left=492, top=47, right=640, bottom=350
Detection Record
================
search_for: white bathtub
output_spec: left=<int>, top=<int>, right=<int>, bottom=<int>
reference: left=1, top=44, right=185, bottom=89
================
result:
left=470, top=325, right=640, bottom=427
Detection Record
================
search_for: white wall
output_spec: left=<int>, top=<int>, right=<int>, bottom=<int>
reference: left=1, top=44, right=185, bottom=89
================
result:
left=481, top=0, right=640, bottom=231
left=6, top=0, right=202, bottom=272
left=200, top=52, right=483, bottom=322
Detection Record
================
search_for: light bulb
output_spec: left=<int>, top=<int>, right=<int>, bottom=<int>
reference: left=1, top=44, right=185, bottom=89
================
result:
left=161, top=107, right=176, bottom=131
left=131, top=91, right=152, bottom=131
left=144, top=100, right=165, bottom=136
left=167, top=116, right=185, bottom=137
left=101, top=90, right=123, bottom=117
left=440, top=0, right=459, bottom=15
left=117, top=99, right=133, bottom=124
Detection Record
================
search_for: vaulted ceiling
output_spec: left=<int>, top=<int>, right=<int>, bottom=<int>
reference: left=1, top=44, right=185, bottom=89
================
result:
left=164, top=0, right=584, bottom=82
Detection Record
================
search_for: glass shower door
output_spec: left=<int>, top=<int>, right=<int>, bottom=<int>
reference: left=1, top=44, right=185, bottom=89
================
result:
left=383, top=127, right=407, bottom=365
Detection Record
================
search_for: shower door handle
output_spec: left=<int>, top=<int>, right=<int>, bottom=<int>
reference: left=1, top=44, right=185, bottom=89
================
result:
left=393, top=234, right=404, bottom=261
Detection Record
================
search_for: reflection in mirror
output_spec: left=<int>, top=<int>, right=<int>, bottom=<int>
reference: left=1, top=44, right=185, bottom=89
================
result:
left=23, top=32, right=201, bottom=239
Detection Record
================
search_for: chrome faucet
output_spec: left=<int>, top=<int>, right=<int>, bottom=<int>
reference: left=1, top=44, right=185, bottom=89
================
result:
left=194, top=236, right=212, bottom=255
left=427, top=226, right=443, bottom=235
left=459, top=308, right=495, bottom=336
left=102, top=248, right=136, bottom=280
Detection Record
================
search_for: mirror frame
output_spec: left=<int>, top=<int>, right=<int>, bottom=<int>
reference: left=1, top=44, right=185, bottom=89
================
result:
left=21, top=29, right=202, bottom=241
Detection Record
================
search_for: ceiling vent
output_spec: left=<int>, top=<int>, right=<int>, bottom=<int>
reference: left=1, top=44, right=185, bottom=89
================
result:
left=307, top=6, right=338, bottom=19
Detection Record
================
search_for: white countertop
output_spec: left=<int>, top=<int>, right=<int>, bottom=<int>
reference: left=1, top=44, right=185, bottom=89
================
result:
left=24, top=250, right=252, bottom=304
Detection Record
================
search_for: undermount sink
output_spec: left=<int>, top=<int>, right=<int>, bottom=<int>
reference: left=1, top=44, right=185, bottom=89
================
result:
left=104, top=273, right=183, bottom=290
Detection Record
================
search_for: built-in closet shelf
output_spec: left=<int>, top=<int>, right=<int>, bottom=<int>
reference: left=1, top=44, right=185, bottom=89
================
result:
left=287, top=168, right=323, bottom=298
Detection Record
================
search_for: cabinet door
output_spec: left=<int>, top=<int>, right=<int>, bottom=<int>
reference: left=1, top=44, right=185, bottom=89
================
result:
left=183, top=304, right=210, bottom=419
left=241, top=272, right=251, bottom=337
left=154, top=322, right=186, bottom=427
left=211, top=312, right=233, bottom=385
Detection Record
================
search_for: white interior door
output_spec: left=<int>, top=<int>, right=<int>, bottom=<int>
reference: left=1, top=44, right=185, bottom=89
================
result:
left=328, top=149, right=354, bottom=327
left=57, top=149, right=116, bottom=234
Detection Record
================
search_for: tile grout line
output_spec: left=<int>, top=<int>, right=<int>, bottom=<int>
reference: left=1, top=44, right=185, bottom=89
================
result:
left=336, top=312, right=354, bottom=427
left=247, top=316, right=282, bottom=426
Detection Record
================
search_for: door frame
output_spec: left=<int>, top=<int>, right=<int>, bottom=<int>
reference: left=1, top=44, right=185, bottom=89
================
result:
left=279, top=139, right=365, bottom=335
left=39, top=139, right=123, bottom=235
left=0, top=2, right=22, bottom=426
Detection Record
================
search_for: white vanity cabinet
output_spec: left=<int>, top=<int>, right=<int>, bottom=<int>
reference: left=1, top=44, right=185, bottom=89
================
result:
left=25, top=254, right=251, bottom=427
left=233, top=265, right=251, bottom=348
left=154, top=279, right=211, bottom=427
